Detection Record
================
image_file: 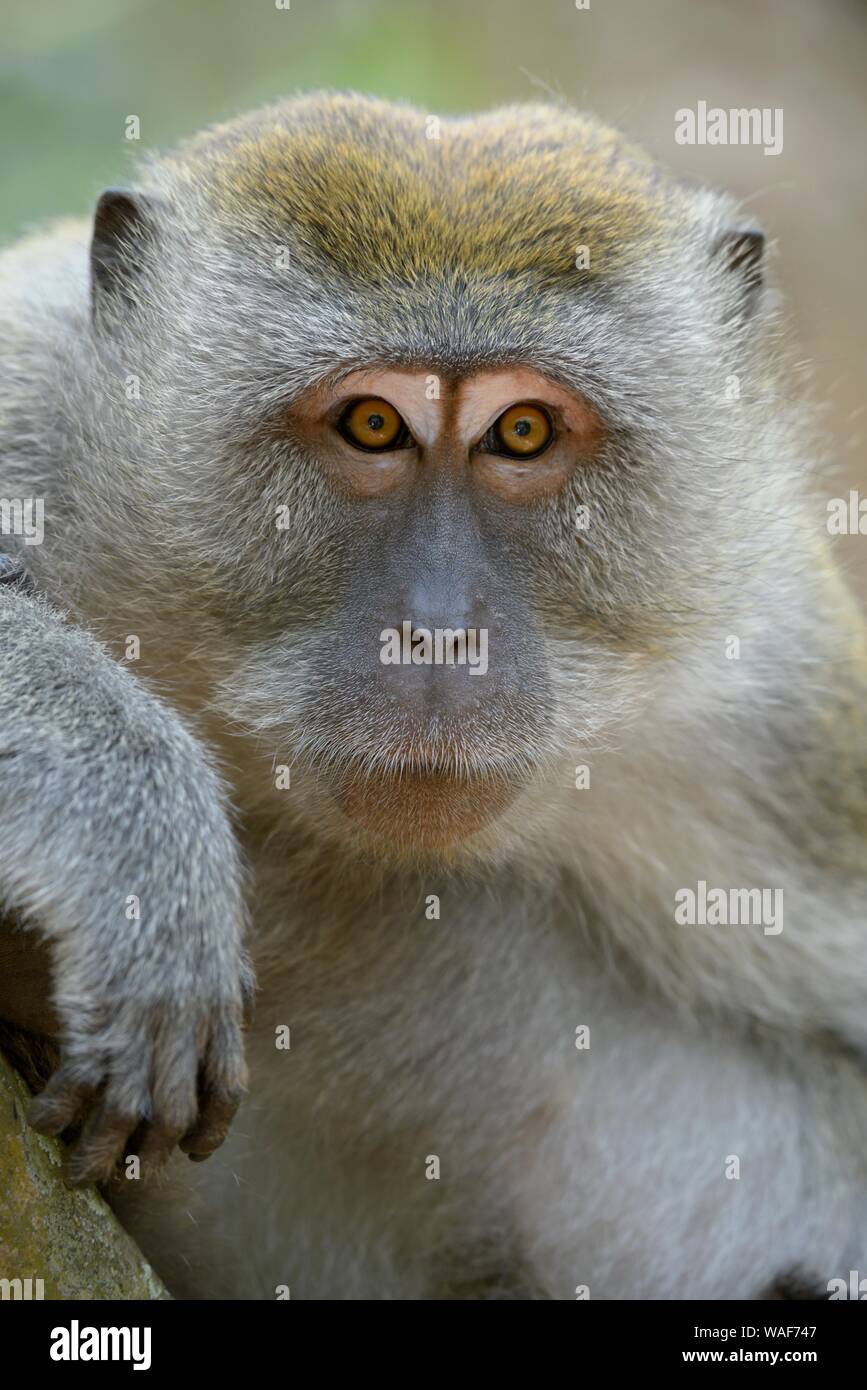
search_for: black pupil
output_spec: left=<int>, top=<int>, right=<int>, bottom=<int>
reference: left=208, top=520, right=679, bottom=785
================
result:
left=368, top=413, right=385, bottom=431
left=513, top=418, right=532, bottom=436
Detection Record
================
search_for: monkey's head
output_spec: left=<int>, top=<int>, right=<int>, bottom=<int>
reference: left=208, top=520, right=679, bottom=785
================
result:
left=80, top=92, right=796, bottom=865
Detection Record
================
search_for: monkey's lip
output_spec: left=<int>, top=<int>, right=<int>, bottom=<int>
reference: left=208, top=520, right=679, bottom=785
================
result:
left=335, top=765, right=520, bottom=850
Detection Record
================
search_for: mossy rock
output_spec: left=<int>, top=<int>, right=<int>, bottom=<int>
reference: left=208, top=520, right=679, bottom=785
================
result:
left=0, top=1050, right=169, bottom=1300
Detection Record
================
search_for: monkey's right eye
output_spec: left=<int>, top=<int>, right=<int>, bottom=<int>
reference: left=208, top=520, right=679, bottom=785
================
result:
left=337, top=397, right=411, bottom=452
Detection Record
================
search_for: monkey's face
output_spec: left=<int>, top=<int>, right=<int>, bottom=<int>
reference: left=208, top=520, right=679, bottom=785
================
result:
left=88, top=95, right=773, bottom=862
left=272, top=365, right=605, bottom=851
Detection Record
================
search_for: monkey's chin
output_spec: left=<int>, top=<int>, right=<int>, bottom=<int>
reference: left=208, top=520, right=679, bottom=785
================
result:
left=337, top=769, right=518, bottom=854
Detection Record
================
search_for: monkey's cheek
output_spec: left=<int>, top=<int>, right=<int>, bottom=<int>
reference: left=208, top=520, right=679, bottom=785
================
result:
left=337, top=771, right=517, bottom=851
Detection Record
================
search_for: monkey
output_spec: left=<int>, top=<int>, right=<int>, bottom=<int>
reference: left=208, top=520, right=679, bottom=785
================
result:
left=1, top=90, right=867, bottom=1300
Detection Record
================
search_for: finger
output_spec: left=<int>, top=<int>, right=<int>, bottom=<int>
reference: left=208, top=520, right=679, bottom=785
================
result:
left=180, top=1086, right=241, bottom=1160
left=129, top=1020, right=200, bottom=1174
left=180, top=1008, right=246, bottom=1159
left=28, top=1058, right=104, bottom=1135
left=63, top=1017, right=153, bottom=1186
left=64, top=1097, right=142, bottom=1186
left=131, top=1119, right=191, bottom=1176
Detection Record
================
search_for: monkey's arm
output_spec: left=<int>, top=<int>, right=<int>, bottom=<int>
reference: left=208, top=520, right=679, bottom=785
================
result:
left=0, top=578, right=252, bottom=1185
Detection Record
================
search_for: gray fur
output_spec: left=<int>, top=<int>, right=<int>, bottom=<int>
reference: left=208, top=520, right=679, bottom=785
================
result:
left=0, top=588, right=250, bottom=1180
left=1, top=93, right=866, bottom=1296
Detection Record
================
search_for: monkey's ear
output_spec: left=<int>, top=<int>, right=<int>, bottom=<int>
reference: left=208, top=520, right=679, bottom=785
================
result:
left=712, top=227, right=765, bottom=317
left=90, top=188, right=156, bottom=320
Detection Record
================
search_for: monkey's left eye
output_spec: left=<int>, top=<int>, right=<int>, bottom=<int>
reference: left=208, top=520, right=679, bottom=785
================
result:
left=481, top=403, right=554, bottom=459
left=338, top=397, right=411, bottom=452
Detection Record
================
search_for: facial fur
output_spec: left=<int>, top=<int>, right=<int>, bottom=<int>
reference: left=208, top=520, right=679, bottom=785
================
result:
left=3, top=92, right=827, bottom=868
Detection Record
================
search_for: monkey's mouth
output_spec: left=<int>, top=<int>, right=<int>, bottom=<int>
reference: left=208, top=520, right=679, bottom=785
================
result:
left=335, top=763, right=521, bottom=851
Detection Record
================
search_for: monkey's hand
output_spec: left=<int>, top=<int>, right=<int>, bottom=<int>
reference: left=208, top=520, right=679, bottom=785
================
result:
left=0, top=579, right=252, bottom=1185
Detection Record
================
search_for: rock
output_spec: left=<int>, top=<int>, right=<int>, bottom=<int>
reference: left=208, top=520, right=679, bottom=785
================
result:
left=0, top=1050, right=169, bottom=1300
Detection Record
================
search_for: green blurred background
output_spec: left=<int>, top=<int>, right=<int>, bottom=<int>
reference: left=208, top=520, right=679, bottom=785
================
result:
left=2, top=0, right=866, bottom=577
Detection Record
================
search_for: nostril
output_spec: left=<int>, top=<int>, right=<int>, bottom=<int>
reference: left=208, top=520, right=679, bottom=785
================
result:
left=379, top=620, right=489, bottom=680
left=412, top=625, right=468, bottom=655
